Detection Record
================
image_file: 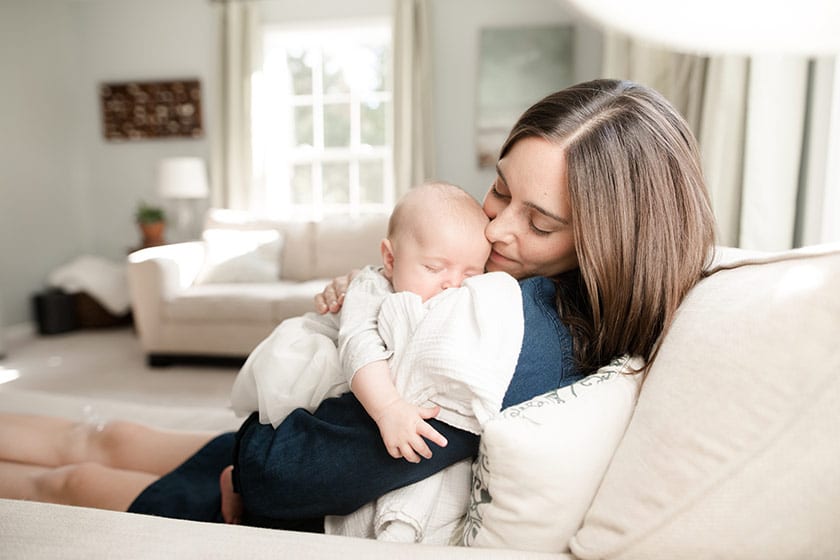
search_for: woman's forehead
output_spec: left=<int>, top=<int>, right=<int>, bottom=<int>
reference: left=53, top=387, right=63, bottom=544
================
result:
left=498, top=137, right=570, bottom=218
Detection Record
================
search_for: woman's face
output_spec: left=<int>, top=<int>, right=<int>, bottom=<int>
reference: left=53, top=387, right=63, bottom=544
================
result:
left=482, top=136, right=578, bottom=279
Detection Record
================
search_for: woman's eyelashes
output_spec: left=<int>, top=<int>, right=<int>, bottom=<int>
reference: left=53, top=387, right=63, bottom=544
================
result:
left=491, top=180, right=510, bottom=199
left=529, top=221, right=552, bottom=236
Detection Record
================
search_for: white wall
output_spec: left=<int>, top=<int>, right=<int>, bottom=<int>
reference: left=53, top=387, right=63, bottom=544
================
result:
left=430, top=0, right=602, bottom=201
left=0, top=0, right=87, bottom=328
left=0, top=0, right=601, bottom=326
left=75, top=0, right=216, bottom=257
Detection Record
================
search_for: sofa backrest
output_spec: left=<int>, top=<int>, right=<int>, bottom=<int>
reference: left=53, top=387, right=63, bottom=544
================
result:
left=203, top=209, right=388, bottom=282
left=570, top=242, right=840, bottom=560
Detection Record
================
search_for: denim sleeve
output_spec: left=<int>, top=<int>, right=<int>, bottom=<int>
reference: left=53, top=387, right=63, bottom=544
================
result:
left=503, top=276, right=582, bottom=407
left=235, top=276, right=580, bottom=520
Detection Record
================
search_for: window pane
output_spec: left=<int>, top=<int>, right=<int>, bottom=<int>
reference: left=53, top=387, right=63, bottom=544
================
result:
left=287, top=48, right=313, bottom=95
left=360, top=100, right=387, bottom=146
left=323, top=162, right=349, bottom=204
left=359, top=160, right=384, bottom=203
left=324, top=103, right=350, bottom=148
left=368, top=44, right=388, bottom=92
left=291, top=164, right=312, bottom=204
left=323, top=47, right=350, bottom=95
left=294, top=105, right=313, bottom=147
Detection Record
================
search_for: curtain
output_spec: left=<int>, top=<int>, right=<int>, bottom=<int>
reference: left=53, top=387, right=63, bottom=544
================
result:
left=604, top=34, right=839, bottom=249
left=211, top=0, right=258, bottom=210
left=602, top=33, right=707, bottom=133
left=392, top=0, right=435, bottom=196
left=797, top=57, right=840, bottom=246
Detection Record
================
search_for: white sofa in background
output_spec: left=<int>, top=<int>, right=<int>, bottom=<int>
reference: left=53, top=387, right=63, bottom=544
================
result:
left=127, top=209, right=388, bottom=365
left=2, top=242, right=839, bottom=559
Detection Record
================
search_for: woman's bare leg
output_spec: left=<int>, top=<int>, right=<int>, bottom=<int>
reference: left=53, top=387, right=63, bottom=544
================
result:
left=0, top=413, right=218, bottom=475
left=0, top=459, right=158, bottom=511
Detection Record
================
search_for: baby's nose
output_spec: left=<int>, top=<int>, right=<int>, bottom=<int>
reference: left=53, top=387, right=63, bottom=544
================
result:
left=442, top=273, right=465, bottom=290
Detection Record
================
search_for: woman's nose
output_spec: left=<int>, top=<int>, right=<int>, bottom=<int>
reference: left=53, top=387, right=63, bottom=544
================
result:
left=485, top=208, right=515, bottom=244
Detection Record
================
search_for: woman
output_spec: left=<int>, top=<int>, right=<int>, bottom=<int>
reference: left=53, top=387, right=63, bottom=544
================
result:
left=0, top=79, right=715, bottom=528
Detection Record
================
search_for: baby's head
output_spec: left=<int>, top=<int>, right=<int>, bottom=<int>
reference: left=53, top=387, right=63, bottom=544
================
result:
left=381, top=181, right=491, bottom=302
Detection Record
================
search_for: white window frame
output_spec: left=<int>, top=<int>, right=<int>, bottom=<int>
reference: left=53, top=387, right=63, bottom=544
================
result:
left=254, top=19, right=394, bottom=221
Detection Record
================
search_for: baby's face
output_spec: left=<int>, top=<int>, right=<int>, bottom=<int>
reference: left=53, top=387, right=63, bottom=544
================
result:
left=388, top=219, right=490, bottom=302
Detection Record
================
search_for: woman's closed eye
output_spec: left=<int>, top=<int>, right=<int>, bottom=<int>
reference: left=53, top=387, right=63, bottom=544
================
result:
left=490, top=181, right=510, bottom=200
left=529, top=221, right=552, bottom=236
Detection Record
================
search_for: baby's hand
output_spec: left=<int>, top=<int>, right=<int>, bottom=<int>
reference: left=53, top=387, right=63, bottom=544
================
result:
left=374, top=399, right=447, bottom=463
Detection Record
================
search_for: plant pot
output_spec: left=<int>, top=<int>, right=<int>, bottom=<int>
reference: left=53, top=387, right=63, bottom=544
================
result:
left=139, top=221, right=166, bottom=247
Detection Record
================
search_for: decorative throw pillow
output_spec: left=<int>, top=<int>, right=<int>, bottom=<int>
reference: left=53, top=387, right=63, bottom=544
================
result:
left=459, top=355, right=644, bottom=553
left=194, top=228, right=284, bottom=284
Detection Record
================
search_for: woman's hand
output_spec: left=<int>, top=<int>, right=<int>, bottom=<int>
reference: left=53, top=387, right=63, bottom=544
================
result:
left=373, top=398, right=448, bottom=463
left=314, top=270, right=359, bottom=314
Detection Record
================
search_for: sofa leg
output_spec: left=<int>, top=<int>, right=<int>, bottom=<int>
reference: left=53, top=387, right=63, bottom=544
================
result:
left=147, top=354, right=174, bottom=367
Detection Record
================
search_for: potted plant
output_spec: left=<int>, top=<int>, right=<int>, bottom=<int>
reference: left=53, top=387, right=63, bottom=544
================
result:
left=135, top=201, right=166, bottom=247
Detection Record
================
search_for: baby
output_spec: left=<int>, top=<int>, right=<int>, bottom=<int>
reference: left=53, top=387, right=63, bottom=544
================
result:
left=225, top=181, right=516, bottom=535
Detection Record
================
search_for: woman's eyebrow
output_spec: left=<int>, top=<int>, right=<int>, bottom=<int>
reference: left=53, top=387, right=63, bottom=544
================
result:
left=496, top=163, right=570, bottom=226
left=524, top=201, right=570, bottom=225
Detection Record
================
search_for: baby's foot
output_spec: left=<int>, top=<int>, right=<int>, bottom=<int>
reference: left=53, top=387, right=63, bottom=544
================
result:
left=219, top=465, right=243, bottom=524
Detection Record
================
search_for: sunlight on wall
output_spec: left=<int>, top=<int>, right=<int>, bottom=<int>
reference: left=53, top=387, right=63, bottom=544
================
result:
left=0, top=366, right=21, bottom=386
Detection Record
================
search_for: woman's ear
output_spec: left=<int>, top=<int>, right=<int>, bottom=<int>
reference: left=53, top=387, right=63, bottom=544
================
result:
left=380, top=238, right=395, bottom=280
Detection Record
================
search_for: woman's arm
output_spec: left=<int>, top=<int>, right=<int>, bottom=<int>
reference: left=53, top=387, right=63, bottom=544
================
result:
left=235, top=392, right=477, bottom=519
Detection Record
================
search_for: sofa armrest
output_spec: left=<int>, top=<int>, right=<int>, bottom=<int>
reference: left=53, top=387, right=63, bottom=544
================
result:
left=128, top=242, right=206, bottom=292
left=127, top=242, right=205, bottom=351
left=0, top=499, right=568, bottom=560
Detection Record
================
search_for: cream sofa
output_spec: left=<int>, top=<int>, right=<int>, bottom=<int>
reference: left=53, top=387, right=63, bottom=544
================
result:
left=2, top=242, right=839, bottom=559
left=127, top=209, right=389, bottom=365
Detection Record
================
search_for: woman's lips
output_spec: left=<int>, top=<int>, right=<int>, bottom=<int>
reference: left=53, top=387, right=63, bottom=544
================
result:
left=489, top=249, right=515, bottom=266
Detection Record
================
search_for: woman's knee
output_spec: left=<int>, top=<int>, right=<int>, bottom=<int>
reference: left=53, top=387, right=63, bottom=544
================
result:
left=34, top=462, right=103, bottom=505
left=89, top=420, right=146, bottom=465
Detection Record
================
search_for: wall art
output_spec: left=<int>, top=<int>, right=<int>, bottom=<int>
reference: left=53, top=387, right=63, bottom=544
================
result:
left=100, top=79, right=204, bottom=141
left=476, top=26, right=574, bottom=167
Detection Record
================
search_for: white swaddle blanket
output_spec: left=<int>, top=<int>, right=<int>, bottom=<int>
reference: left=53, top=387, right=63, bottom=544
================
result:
left=230, top=271, right=524, bottom=543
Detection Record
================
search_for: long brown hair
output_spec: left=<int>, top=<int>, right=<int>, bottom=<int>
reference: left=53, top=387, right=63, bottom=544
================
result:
left=500, top=79, right=716, bottom=374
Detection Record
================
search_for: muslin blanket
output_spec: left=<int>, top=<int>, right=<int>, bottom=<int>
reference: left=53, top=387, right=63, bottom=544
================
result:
left=230, top=271, right=525, bottom=543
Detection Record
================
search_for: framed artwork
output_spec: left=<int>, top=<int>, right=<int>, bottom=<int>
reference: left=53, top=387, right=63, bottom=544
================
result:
left=475, top=25, right=575, bottom=167
left=100, top=79, right=204, bottom=141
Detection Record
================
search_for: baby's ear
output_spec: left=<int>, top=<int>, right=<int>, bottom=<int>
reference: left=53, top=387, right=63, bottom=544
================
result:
left=380, top=238, right=395, bottom=279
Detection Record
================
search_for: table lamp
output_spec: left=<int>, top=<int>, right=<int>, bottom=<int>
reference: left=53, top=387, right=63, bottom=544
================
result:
left=157, top=157, right=209, bottom=242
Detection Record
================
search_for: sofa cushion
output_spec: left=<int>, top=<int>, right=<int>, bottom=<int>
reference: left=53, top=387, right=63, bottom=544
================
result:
left=164, top=281, right=326, bottom=324
left=570, top=243, right=840, bottom=560
left=194, top=228, right=284, bottom=284
left=311, top=214, right=388, bottom=280
left=459, top=355, right=643, bottom=553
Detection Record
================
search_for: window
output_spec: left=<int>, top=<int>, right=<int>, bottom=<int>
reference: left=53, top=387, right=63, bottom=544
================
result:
left=254, top=21, right=393, bottom=220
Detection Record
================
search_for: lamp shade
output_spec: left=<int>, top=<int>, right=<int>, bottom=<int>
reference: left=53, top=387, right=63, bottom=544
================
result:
left=157, top=157, right=209, bottom=199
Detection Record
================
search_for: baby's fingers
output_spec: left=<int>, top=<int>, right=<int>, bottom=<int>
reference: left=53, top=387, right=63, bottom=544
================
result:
left=417, top=420, right=448, bottom=449
left=399, top=443, right=421, bottom=463
left=409, top=435, right=433, bottom=460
